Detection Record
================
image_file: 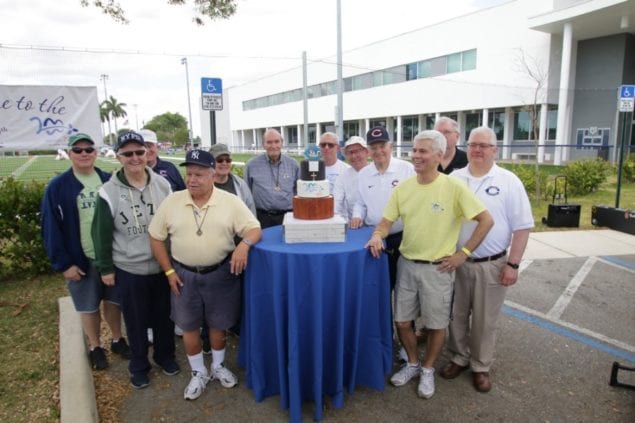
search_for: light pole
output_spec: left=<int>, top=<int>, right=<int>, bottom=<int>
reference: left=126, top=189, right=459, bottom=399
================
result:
left=100, top=74, right=112, bottom=144
left=181, top=57, right=194, bottom=149
left=133, top=104, right=139, bottom=130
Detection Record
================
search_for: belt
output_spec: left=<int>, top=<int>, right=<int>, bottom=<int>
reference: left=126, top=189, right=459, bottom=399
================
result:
left=411, top=259, right=443, bottom=265
left=467, top=251, right=507, bottom=263
left=174, top=256, right=229, bottom=275
left=257, top=208, right=292, bottom=216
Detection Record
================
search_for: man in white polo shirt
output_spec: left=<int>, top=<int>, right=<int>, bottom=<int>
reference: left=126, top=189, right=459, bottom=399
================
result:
left=319, top=132, right=350, bottom=192
left=333, top=136, right=369, bottom=222
left=443, top=126, right=534, bottom=392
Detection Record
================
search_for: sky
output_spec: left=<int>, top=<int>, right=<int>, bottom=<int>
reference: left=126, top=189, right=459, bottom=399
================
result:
left=0, top=0, right=508, bottom=137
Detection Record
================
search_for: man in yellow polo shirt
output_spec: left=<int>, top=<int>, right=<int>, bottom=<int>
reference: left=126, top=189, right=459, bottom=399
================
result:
left=366, top=130, right=493, bottom=400
left=149, top=149, right=261, bottom=401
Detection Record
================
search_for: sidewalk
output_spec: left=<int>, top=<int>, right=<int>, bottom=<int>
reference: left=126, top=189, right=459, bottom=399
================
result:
left=58, top=229, right=635, bottom=422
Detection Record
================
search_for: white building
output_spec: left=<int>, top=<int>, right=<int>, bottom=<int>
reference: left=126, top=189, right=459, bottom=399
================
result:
left=213, top=0, right=635, bottom=164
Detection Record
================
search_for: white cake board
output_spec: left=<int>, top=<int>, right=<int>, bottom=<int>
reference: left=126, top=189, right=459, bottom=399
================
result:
left=282, top=213, right=346, bottom=243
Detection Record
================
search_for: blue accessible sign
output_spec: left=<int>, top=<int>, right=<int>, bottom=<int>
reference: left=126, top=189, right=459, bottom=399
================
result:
left=201, top=77, right=223, bottom=111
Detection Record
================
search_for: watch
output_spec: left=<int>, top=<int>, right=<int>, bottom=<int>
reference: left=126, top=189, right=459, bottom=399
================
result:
left=506, top=261, right=519, bottom=269
left=241, top=239, right=253, bottom=247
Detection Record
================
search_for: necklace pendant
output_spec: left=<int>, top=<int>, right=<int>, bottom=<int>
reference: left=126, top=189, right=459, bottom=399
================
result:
left=196, top=229, right=203, bottom=236
left=274, top=186, right=281, bottom=192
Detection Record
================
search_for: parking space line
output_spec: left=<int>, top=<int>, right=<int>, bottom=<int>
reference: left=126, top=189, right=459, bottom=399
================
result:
left=503, top=301, right=635, bottom=362
left=547, top=257, right=596, bottom=319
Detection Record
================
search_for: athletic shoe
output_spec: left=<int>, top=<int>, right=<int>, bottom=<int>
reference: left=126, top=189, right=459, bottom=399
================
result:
left=184, top=371, right=209, bottom=401
left=130, top=372, right=150, bottom=389
left=111, top=338, right=132, bottom=359
left=418, top=367, right=435, bottom=399
left=174, top=325, right=184, bottom=337
left=147, top=328, right=154, bottom=345
left=89, top=346, right=108, bottom=370
left=398, top=346, right=408, bottom=362
left=158, top=360, right=181, bottom=376
left=390, top=362, right=421, bottom=386
left=210, top=364, right=238, bottom=388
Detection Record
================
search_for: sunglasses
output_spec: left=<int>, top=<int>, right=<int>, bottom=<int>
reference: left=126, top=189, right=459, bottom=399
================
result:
left=216, top=158, right=232, bottom=164
left=70, top=146, right=95, bottom=154
left=118, top=150, right=146, bottom=158
left=320, top=143, right=337, bottom=149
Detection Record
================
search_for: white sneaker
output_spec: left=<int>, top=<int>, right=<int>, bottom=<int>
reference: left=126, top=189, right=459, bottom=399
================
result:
left=174, top=325, right=184, bottom=337
left=398, top=346, right=408, bottom=362
left=147, top=328, right=153, bottom=344
left=211, top=364, right=238, bottom=388
left=418, top=367, right=435, bottom=399
left=390, top=362, right=421, bottom=386
left=183, top=371, right=209, bottom=400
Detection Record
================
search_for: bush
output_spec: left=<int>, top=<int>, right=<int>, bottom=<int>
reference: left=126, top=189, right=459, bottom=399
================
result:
left=504, top=164, right=547, bottom=198
left=622, top=153, right=635, bottom=182
left=0, top=177, right=51, bottom=279
left=562, top=158, right=611, bottom=196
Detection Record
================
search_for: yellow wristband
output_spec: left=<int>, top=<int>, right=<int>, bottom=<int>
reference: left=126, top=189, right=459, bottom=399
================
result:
left=164, top=268, right=176, bottom=276
left=372, top=230, right=384, bottom=239
left=461, top=246, right=472, bottom=257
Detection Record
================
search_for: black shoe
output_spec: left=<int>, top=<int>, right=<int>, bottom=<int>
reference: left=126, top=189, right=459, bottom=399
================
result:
left=111, top=338, right=132, bottom=359
left=202, top=337, right=211, bottom=355
left=158, top=360, right=181, bottom=376
left=130, top=372, right=150, bottom=389
left=89, top=346, right=108, bottom=370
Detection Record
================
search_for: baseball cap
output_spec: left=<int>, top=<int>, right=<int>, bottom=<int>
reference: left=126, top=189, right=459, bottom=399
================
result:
left=344, top=136, right=367, bottom=150
left=366, top=126, right=390, bottom=144
left=138, top=129, right=158, bottom=143
left=116, top=131, right=145, bottom=151
left=180, top=149, right=216, bottom=168
left=209, top=143, right=231, bottom=159
left=68, top=132, right=94, bottom=146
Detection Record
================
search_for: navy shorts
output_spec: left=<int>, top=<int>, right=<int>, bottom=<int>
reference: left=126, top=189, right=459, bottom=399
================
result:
left=65, top=261, right=121, bottom=313
left=171, top=260, right=241, bottom=331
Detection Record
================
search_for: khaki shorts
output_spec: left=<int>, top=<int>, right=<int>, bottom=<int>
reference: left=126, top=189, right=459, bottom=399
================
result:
left=393, top=256, right=454, bottom=330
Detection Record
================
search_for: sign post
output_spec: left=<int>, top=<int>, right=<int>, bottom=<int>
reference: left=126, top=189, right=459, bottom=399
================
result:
left=615, top=85, right=634, bottom=208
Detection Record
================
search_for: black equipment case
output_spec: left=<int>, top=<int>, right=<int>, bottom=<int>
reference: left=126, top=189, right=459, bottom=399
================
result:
left=543, top=176, right=581, bottom=228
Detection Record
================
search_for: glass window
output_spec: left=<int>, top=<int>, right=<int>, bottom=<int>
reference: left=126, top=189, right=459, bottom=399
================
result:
left=462, top=49, right=477, bottom=71
left=418, top=60, right=431, bottom=78
left=344, top=77, right=353, bottom=92
left=369, top=119, right=387, bottom=129
left=406, top=63, right=418, bottom=81
left=548, top=106, right=557, bottom=140
left=384, top=66, right=407, bottom=84
left=308, top=124, right=317, bottom=144
left=343, top=121, right=360, bottom=140
left=352, top=73, right=373, bottom=90
left=401, top=116, right=419, bottom=143
left=425, top=114, right=436, bottom=129
left=430, top=57, right=447, bottom=77
left=488, top=110, right=505, bottom=141
left=464, top=113, right=482, bottom=141
left=513, top=110, right=532, bottom=140
left=308, top=85, right=319, bottom=99
left=286, top=126, right=298, bottom=145
left=372, top=71, right=384, bottom=87
left=447, top=53, right=462, bottom=74
left=322, top=122, right=336, bottom=134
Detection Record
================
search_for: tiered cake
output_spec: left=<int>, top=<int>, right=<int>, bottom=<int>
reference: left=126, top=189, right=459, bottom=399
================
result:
left=283, top=146, right=346, bottom=243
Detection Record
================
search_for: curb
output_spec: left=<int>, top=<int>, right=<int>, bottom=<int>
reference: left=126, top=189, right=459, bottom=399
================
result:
left=58, top=296, right=98, bottom=423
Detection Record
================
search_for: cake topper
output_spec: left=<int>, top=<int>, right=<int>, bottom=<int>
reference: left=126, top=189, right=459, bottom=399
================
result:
left=303, top=145, right=321, bottom=180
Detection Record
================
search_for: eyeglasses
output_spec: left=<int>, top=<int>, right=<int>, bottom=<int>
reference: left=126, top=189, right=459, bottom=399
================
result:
left=345, top=148, right=365, bottom=155
left=216, top=158, right=232, bottom=164
left=70, top=146, right=95, bottom=154
left=118, top=150, right=146, bottom=158
left=466, top=143, right=495, bottom=150
left=320, top=143, right=337, bottom=149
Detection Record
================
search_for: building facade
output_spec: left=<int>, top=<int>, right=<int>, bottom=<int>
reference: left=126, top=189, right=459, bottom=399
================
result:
left=215, top=0, right=634, bottom=164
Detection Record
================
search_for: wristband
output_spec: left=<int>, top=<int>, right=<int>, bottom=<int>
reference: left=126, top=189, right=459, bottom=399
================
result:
left=461, top=246, right=472, bottom=257
left=506, top=262, right=519, bottom=270
left=372, top=230, right=384, bottom=239
left=242, top=239, right=253, bottom=247
left=164, top=268, right=176, bottom=276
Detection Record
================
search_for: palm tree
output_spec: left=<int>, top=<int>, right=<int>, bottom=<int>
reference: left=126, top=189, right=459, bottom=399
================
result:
left=102, top=96, right=127, bottom=135
left=99, top=103, right=112, bottom=144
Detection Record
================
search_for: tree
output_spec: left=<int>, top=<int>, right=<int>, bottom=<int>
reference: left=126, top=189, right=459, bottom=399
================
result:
left=144, top=112, right=189, bottom=146
left=102, top=96, right=127, bottom=135
left=81, top=0, right=238, bottom=25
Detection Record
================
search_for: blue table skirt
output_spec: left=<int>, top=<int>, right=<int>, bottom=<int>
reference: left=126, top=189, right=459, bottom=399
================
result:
left=239, top=225, right=392, bottom=422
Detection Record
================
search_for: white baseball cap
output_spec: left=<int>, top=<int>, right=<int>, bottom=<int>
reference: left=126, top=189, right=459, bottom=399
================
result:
left=344, top=136, right=367, bottom=150
left=138, top=129, right=158, bottom=143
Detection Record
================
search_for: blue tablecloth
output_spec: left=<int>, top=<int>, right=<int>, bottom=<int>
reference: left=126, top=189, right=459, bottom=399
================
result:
left=239, top=225, right=392, bottom=422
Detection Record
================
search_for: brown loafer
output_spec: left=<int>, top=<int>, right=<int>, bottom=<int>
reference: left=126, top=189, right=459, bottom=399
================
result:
left=439, top=362, right=468, bottom=379
left=472, top=372, right=492, bottom=392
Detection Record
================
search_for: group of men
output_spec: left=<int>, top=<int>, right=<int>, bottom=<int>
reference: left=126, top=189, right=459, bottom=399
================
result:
left=42, top=115, right=532, bottom=402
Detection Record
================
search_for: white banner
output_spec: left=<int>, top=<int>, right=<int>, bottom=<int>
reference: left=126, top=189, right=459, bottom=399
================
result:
left=0, top=85, right=102, bottom=151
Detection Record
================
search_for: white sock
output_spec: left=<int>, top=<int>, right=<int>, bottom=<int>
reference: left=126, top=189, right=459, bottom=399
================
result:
left=211, top=348, right=225, bottom=370
left=187, top=352, right=207, bottom=375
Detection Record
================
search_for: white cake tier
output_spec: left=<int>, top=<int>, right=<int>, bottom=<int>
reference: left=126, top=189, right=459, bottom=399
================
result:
left=297, top=180, right=330, bottom=198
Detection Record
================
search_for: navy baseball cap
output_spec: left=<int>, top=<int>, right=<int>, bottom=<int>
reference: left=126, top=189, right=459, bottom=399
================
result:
left=116, top=131, right=145, bottom=151
left=180, top=149, right=216, bottom=168
left=366, top=126, right=390, bottom=144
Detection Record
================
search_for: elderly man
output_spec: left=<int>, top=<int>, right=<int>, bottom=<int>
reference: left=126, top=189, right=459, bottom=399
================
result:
left=319, top=132, right=350, bottom=192
left=366, top=129, right=493, bottom=400
left=351, top=126, right=414, bottom=290
left=41, top=132, right=130, bottom=370
left=443, top=126, right=534, bottom=392
left=435, top=117, right=467, bottom=174
left=149, top=149, right=261, bottom=401
left=244, top=128, right=300, bottom=228
left=210, top=143, right=256, bottom=215
left=139, top=128, right=186, bottom=191
left=333, top=136, right=369, bottom=222
left=92, top=131, right=178, bottom=389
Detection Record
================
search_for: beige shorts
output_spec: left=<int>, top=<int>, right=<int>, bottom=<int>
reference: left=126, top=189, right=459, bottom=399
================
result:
left=393, top=256, right=454, bottom=330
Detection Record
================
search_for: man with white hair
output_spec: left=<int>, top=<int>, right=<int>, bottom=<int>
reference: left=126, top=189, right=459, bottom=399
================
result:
left=434, top=117, right=467, bottom=174
left=139, top=128, right=185, bottom=192
left=333, top=136, right=369, bottom=222
left=366, top=129, right=493, bottom=400
left=319, top=132, right=350, bottom=192
left=442, top=126, right=533, bottom=392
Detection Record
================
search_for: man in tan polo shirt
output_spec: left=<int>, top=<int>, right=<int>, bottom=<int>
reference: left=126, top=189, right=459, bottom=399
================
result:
left=149, top=149, right=261, bottom=401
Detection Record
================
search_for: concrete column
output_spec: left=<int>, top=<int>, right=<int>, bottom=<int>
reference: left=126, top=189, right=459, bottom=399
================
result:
left=555, top=22, right=573, bottom=165
left=503, top=107, right=513, bottom=160
left=418, top=114, right=425, bottom=133
left=252, top=128, right=258, bottom=149
left=297, top=124, right=303, bottom=149
left=435, top=112, right=441, bottom=122
left=240, top=130, right=245, bottom=152
left=396, top=115, right=403, bottom=157
left=358, top=119, right=365, bottom=136
left=364, top=118, right=370, bottom=134
left=316, top=122, right=322, bottom=142
left=482, top=108, right=489, bottom=128
left=457, top=111, right=465, bottom=145
left=538, top=103, right=548, bottom=163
